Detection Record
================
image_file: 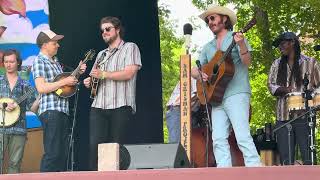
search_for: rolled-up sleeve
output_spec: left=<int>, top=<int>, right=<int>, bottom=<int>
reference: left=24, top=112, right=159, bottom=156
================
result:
left=268, top=60, right=281, bottom=95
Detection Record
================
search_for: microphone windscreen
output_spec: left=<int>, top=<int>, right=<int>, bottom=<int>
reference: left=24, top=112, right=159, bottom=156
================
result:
left=183, top=23, right=193, bottom=35
left=314, top=45, right=320, bottom=51
left=196, top=60, right=201, bottom=68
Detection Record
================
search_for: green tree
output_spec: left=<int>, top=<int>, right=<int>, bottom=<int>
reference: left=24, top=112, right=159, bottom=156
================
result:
left=158, top=3, right=184, bottom=142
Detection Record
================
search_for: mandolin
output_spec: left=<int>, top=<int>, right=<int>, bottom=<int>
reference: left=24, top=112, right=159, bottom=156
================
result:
left=90, top=52, right=106, bottom=99
left=54, top=49, right=96, bottom=98
left=197, top=17, right=256, bottom=105
left=0, top=88, right=35, bottom=127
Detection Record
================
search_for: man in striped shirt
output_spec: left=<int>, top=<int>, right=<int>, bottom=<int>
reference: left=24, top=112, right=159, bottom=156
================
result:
left=84, top=16, right=142, bottom=171
left=32, top=29, right=86, bottom=172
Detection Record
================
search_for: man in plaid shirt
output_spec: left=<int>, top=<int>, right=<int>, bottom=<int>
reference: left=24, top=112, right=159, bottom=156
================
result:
left=32, top=29, right=86, bottom=172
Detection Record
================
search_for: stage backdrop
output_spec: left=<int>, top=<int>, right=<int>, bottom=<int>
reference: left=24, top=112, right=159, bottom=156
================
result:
left=48, top=0, right=163, bottom=170
left=0, top=0, right=49, bottom=129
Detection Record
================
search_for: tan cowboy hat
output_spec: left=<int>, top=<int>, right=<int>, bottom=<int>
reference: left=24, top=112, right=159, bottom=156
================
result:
left=199, top=4, right=237, bottom=26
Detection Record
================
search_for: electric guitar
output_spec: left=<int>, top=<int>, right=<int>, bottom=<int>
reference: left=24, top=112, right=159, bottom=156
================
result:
left=0, top=88, right=35, bottom=127
left=197, top=17, right=256, bottom=105
left=54, top=49, right=96, bottom=98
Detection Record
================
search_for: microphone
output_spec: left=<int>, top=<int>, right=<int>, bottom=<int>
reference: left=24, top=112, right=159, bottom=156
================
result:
left=2, top=102, right=7, bottom=109
left=314, top=45, right=320, bottom=51
left=196, top=60, right=202, bottom=69
left=183, top=23, right=193, bottom=53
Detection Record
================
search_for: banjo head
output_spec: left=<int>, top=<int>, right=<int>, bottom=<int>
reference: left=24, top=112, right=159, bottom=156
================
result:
left=0, top=98, right=21, bottom=127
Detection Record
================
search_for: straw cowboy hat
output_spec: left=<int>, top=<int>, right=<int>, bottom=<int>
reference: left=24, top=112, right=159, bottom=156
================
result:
left=199, top=4, right=237, bottom=26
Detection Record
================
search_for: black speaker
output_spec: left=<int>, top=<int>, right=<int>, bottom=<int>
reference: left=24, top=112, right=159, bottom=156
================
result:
left=124, top=143, right=190, bottom=169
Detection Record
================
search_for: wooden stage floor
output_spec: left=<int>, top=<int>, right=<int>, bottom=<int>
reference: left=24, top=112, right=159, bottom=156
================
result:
left=0, top=166, right=320, bottom=180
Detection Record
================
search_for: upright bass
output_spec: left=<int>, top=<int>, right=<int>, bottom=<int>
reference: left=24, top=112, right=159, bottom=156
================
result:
left=197, top=18, right=256, bottom=105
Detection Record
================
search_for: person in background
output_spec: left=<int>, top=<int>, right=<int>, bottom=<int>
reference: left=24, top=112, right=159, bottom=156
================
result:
left=166, top=78, right=200, bottom=143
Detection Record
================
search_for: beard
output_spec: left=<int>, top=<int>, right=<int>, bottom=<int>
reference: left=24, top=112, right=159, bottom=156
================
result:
left=104, top=33, right=119, bottom=45
left=210, top=19, right=225, bottom=35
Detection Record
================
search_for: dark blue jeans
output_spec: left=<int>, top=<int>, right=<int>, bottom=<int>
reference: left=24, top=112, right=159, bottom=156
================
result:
left=275, top=118, right=312, bottom=165
left=39, top=110, right=69, bottom=172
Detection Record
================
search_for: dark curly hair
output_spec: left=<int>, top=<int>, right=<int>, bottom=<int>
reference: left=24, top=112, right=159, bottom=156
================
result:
left=276, top=39, right=302, bottom=88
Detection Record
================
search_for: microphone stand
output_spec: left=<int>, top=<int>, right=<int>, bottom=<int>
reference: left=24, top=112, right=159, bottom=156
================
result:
left=1, top=103, right=7, bottom=174
left=303, top=74, right=316, bottom=165
left=196, top=63, right=212, bottom=167
left=66, top=83, right=80, bottom=171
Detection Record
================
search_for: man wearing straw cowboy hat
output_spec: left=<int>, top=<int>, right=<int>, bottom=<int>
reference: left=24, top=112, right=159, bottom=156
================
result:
left=191, top=4, right=261, bottom=167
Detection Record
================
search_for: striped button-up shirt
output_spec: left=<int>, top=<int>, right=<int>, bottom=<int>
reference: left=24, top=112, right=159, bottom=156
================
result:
left=91, top=41, right=142, bottom=112
left=32, top=52, right=69, bottom=115
left=166, top=78, right=200, bottom=112
left=0, top=75, right=37, bottom=135
left=268, top=54, right=320, bottom=121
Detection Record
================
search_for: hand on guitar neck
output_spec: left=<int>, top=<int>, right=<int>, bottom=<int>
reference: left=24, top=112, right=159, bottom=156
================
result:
left=90, top=67, right=105, bottom=80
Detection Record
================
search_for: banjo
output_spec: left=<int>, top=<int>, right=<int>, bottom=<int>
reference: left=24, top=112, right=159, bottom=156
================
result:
left=0, top=88, right=35, bottom=127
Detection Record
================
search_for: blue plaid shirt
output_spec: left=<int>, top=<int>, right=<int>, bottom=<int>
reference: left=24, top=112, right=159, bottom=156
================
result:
left=32, top=52, right=69, bottom=116
left=0, top=75, right=37, bottom=135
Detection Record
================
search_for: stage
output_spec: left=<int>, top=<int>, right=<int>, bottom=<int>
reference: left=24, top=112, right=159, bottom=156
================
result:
left=0, top=166, right=320, bottom=180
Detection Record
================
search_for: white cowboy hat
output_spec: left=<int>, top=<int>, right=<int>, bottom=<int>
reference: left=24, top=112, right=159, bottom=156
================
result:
left=199, top=4, right=237, bottom=26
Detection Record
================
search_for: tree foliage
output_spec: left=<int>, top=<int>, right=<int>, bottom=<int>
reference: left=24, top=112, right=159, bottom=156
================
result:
left=158, top=3, right=184, bottom=142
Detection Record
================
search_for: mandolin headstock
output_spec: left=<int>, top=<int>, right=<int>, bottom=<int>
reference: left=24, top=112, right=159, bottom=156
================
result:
left=83, top=49, right=96, bottom=63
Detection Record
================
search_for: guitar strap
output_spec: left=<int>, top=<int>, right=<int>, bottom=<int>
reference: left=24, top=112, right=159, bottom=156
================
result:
left=98, top=42, right=125, bottom=66
left=98, top=48, right=119, bottom=66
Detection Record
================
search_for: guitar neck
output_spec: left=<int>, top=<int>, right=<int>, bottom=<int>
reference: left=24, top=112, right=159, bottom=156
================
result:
left=16, top=89, right=34, bottom=105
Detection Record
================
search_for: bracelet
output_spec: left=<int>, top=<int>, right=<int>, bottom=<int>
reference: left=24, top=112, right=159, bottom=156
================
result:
left=101, top=71, right=105, bottom=80
left=241, top=50, right=249, bottom=56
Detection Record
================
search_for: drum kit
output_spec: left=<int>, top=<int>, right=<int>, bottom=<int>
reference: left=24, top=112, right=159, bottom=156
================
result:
left=286, top=90, right=320, bottom=112
left=273, top=85, right=320, bottom=166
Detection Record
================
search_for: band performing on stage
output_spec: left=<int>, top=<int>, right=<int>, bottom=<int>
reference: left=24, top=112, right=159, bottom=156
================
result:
left=1, top=3, right=320, bottom=174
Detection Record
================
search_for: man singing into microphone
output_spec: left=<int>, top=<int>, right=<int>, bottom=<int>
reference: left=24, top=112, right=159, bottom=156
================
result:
left=191, top=4, right=261, bottom=167
left=83, top=16, right=142, bottom=171
left=268, top=32, right=320, bottom=165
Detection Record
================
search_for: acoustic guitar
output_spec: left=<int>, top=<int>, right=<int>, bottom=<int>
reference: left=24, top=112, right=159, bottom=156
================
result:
left=0, top=88, right=35, bottom=127
left=197, top=18, right=256, bottom=105
left=54, top=49, right=96, bottom=98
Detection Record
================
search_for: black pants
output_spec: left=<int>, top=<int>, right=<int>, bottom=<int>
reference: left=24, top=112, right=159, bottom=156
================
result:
left=39, top=110, right=69, bottom=172
left=88, top=106, right=133, bottom=170
left=275, top=118, right=314, bottom=165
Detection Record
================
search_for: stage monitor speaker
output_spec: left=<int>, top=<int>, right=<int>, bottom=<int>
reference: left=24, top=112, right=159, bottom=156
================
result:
left=125, top=143, right=190, bottom=169
left=98, top=143, right=190, bottom=171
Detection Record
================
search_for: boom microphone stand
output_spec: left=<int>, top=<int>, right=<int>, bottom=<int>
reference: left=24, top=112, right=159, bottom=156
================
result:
left=66, top=83, right=80, bottom=171
left=303, top=73, right=316, bottom=165
left=195, top=60, right=212, bottom=167
left=1, top=102, right=7, bottom=174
